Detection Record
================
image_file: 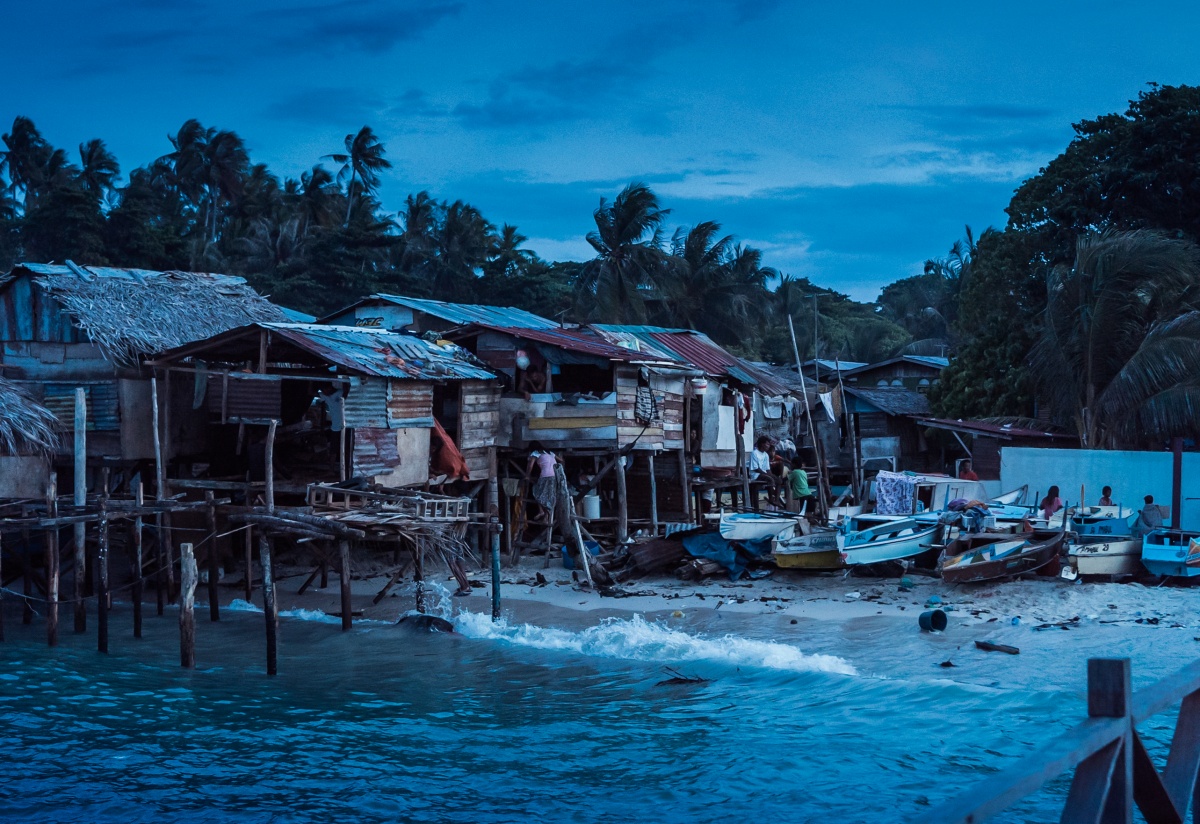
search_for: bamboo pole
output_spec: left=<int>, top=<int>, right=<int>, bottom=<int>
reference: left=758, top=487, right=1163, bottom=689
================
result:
left=73, top=387, right=86, bottom=633
left=45, top=473, right=59, bottom=647
left=734, top=404, right=750, bottom=509
left=648, top=450, right=659, bottom=534
left=133, top=483, right=143, bottom=639
left=788, top=315, right=827, bottom=519
left=678, top=448, right=691, bottom=520
left=179, top=542, right=196, bottom=668
left=834, top=359, right=861, bottom=502
left=205, top=490, right=219, bottom=622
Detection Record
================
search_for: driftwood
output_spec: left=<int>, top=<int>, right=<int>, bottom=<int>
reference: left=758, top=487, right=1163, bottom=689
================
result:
left=655, top=667, right=711, bottom=687
left=628, top=539, right=687, bottom=573
left=677, top=558, right=723, bottom=581
left=975, top=640, right=1020, bottom=655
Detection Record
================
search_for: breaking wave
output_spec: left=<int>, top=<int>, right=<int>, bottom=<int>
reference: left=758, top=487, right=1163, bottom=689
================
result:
left=453, top=611, right=857, bottom=676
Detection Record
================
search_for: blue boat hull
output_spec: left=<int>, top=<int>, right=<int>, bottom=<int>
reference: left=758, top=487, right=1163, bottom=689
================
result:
left=1141, top=530, right=1200, bottom=578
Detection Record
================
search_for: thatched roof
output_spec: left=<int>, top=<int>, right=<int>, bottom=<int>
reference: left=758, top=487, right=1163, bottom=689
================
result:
left=0, top=376, right=59, bottom=456
left=8, top=263, right=288, bottom=367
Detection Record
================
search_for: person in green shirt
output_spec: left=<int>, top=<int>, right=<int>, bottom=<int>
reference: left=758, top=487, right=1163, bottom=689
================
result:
left=788, top=457, right=815, bottom=514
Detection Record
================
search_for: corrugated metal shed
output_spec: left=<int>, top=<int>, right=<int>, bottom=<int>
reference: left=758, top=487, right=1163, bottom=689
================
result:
left=368, top=295, right=558, bottom=330
left=263, top=323, right=496, bottom=381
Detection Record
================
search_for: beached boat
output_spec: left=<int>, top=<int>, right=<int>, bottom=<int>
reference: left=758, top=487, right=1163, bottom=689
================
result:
left=837, top=515, right=938, bottom=566
left=1141, top=530, right=1200, bottom=578
left=772, top=529, right=842, bottom=569
left=940, top=530, right=1065, bottom=584
left=1068, top=539, right=1142, bottom=576
left=719, top=511, right=797, bottom=542
left=1070, top=506, right=1136, bottom=540
left=991, top=485, right=1028, bottom=506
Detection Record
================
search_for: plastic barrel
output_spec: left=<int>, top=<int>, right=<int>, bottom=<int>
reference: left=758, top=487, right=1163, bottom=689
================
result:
left=583, top=493, right=601, bottom=520
left=919, top=609, right=948, bottom=632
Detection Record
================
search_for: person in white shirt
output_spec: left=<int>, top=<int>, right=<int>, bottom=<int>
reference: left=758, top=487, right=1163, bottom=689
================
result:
left=749, top=437, right=783, bottom=508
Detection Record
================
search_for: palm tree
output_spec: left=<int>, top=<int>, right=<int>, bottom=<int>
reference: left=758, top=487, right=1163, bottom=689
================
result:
left=1032, top=229, right=1200, bottom=447
left=0, top=116, right=51, bottom=211
left=486, top=224, right=538, bottom=278
left=295, top=165, right=340, bottom=236
left=77, top=139, right=120, bottom=198
left=576, top=182, right=671, bottom=322
left=325, top=126, right=391, bottom=226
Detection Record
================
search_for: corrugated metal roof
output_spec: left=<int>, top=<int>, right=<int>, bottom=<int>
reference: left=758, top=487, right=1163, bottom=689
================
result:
left=842, top=355, right=950, bottom=376
left=371, top=295, right=558, bottom=330
left=804, top=358, right=867, bottom=372
left=279, top=306, right=316, bottom=323
left=483, top=325, right=647, bottom=361
left=845, top=387, right=931, bottom=417
left=915, top=417, right=1073, bottom=441
left=588, top=324, right=689, bottom=362
left=263, top=323, right=496, bottom=381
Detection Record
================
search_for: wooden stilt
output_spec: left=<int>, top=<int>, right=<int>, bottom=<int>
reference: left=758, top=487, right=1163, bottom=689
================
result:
left=45, top=473, right=59, bottom=647
left=679, top=448, right=691, bottom=520
left=262, top=419, right=278, bottom=675
left=0, top=531, right=5, bottom=642
left=615, top=450, right=628, bottom=544
left=97, top=474, right=109, bottom=654
left=260, top=535, right=277, bottom=676
left=205, top=490, right=219, bottom=621
left=319, top=558, right=328, bottom=590
left=151, top=375, right=176, bottom=604
left=73, top=387, right=86, bottom=633
left=414, top=539, right=426, bottom=614
left=243, top=501, right=254, bottom=603
left=133, top=483, right=144, bottom=639
left=22, top=529, right=33, bottom=625
left=648, top=450, right=658, bottom=535
left=179, top=542, right=196, bottom=668
left=338, top=539, right=352, bottom=632
left=154, top=517, right=165, bottom=616
left=489, top=471, right=501, bottom=622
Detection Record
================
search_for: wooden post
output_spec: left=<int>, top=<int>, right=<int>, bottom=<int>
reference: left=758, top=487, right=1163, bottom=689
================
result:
left=73, top=387, right=86, bottom=633
left=151, top=375, right=175, bottom=603
left=21, top=529, right=33, bottom=625
left=489, top=471, right=502, bottom=622
left=338, top=539, right=352, bottom=632
left=648, top=450, right=658, bottom=535
left=414, top=539, right=427, bottom=613
left=734, top=409, right=750, bottom=510
left=0, top=531, right=5, bottom=642
left=154, top=520, right=165, bottom=616
left=615, top=450, right=628, bottom=544
left=205, top=490, right=219, bottom=622
left=788, top=315, right=826, bottom=519
left=679, top=448, right=691, bottom=520
left=1172, top=437, right=1183, bottom=531
left=262, top=419, right=278, bottom=676
left=243, top=520, right=253, bottom=602
left=179, top=542, right=196, bottom=668
left=133, top=483, right=143, bottom=639
left=97, top=472, right=109, bottom=654
left=45, top=473, right=59, bottom=647
left=1085, top=658, right=1133, bottom=823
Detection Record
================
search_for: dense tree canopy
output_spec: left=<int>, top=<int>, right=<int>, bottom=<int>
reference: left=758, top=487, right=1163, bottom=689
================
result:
left=932, top=84, right=1200, bottom=433
left=0, top=117, right=912, bottom=362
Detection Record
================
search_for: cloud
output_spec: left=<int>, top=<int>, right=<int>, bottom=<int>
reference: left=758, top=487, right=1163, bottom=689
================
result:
left=263, top=87, right=386, bottom=124
left=268, top=0, right=463, bottom=54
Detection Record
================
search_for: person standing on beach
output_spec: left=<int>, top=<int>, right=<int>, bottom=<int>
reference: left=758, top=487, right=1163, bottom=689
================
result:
left=1134, top=495, right=1165, bottom=536
left=525, top=441, right=562, bottom=521
left=1098, top=486, right=1114, bottom=506
left=787, top=457, right=815, bottom=515
left=1040, top=486, right=1063, bottom=521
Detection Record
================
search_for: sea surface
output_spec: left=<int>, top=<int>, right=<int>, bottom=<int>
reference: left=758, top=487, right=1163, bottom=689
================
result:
left=0, top=595, right=1183, bottom=823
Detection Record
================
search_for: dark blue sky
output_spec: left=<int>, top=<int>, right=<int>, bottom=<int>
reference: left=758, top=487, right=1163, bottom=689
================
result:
left=5, top=0, right=1198, bottom=300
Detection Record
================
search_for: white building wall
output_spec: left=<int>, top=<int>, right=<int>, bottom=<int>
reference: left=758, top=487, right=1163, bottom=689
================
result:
left=1001, top=447, right=1200, bottom=529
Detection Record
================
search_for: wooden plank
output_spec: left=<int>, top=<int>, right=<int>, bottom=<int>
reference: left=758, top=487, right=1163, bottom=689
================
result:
left=1060, top=740, right=1122, bottom=824
left=1131, top=731, right=1182, bottom=824
left=1133, top=661, right=1200, bottom=721
left=529, top=416, right=616, bottom=430
left=1090, top=659, right=1133, bottom=718
left=1162, top=692, right=1200, bottom=814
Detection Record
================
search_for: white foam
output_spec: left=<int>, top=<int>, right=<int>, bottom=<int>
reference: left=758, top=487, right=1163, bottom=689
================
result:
left=226, top=599, right=263, bottom=613
left=453, top=611, right=857, bottom=676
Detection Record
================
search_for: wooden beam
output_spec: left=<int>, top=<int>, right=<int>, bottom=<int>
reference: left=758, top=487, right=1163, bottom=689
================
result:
left=488, top=454, right=501, bottom=622
left=132, top=483, right=143, bottom=639
left=97, top=478, right=110, bottom=654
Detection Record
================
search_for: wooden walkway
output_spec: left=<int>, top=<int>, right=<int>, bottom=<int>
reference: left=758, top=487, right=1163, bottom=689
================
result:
left=917, top=657, right=1200, bottom=823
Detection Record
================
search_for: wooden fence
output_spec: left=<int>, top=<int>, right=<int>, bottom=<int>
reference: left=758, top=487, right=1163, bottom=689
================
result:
left=917, top=657, right=1200, bottom=824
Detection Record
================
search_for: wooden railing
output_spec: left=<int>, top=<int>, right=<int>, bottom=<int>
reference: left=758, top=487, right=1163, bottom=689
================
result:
left=917, top=657, right=1200, bottom=824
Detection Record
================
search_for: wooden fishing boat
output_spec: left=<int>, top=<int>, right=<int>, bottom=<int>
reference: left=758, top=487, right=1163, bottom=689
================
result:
left=1068, top=538, right=1142, bottom=576
left=1141, top=530, right=1200, bottom=578
left=991, top=485, right=1028, bottom=506
left=772, top=529, right=842, bottom=569
left=719, top=511, right=797, bottom=542
left=838, top=515, right=938, bottom=566
left=940, top=529, right=1065, bottom=584
left=1070, top=506, right=1136, bottom=540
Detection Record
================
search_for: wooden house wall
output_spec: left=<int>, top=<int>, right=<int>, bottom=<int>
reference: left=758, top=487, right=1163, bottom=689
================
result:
left=459, top=380, right=499, bottom=480
left=0, top=277, right=86, bottom=345
left=972, top=436, right=1002, bottom=480
left=614, top=367, right=686, bottom=451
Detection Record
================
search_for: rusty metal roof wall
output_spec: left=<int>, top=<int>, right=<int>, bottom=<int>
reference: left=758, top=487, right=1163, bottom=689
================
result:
left=481, top=325, right=649, bottom=361
left=371, top=295, right=559, bottom=330
left=647, top=330, right=790, bottom=394
left=915, top=417, right=1073, bottom=440
left=264, top=323, right=496, bottom=381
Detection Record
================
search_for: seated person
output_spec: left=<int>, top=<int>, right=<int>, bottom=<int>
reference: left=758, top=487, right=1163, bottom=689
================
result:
left=787, top=458, right=815, bottom=515
left=749, top=436, right=783, bottom=508
left=518, top=363, right=547, bottom=400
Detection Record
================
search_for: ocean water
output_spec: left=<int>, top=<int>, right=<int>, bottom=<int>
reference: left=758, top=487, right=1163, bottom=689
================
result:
left=0, top=599, right=1178, bottom=823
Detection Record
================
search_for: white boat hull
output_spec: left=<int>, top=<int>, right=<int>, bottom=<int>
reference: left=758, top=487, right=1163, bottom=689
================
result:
left=839, top=520, right=938, bottom=566
left=1069, top=539, right=1142, bottom=576
left=719, top=512, right=797, bottom=542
